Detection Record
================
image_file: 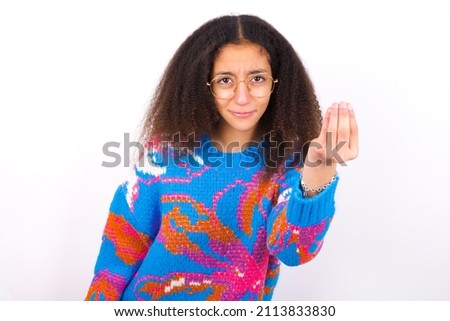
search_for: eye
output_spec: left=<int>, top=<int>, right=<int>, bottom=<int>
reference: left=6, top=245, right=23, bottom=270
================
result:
left=216, top=77, right=234, bottom=85
left=250, top=74, right=267, bottom=83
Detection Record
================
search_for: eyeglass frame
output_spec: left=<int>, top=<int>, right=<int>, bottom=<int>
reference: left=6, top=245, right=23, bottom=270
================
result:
left=206, top=73, right=279, bottom=99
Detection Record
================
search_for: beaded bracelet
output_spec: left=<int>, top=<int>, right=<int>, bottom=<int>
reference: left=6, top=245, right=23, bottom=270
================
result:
left=300, top=173, right=337, bottom=197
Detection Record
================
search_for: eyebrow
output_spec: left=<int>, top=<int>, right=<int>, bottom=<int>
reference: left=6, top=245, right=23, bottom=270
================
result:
left=213, top=69, right=270, bottom=77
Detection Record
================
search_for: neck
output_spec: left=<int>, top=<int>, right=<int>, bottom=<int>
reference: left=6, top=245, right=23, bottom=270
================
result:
left=211, top=123, right=259, bottom=152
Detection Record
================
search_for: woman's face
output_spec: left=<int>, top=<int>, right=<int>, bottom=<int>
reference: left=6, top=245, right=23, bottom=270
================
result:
left=210, top=42, right=273, bottom=143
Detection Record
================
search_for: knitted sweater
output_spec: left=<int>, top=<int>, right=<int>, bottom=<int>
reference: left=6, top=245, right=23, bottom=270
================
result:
left=86, top=135, right=338, bottom=301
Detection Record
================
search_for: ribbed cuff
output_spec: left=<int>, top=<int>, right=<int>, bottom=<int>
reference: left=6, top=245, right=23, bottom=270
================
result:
left=286, top=176, right=339, bottom=227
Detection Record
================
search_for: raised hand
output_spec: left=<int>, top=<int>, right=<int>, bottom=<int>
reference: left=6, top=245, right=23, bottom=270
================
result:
left=301, top=101, right=359, bottom=196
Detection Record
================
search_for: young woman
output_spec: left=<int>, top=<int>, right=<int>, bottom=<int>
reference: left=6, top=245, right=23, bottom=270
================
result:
left=86, top=14, right=358, bottom=301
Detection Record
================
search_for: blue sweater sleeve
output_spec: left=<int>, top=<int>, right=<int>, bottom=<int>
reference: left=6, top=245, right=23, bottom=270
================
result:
left=267, top=167, right=338, bottom=266
left=86, top=150, right=163, bottom=300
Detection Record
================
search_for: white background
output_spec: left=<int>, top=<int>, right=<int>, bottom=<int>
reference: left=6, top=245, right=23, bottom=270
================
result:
left=1, top=0, right=449, bottom=300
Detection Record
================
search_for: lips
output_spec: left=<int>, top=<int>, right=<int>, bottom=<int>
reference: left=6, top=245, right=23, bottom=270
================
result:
left=229, top=111, right=255, bottom=118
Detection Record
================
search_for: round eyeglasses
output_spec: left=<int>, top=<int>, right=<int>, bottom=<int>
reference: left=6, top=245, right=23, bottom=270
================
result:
left=206, top=73, right=278, bottom=99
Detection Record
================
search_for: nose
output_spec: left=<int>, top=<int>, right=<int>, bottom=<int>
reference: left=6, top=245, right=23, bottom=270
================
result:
left=234, top=81, right=250, bottom=105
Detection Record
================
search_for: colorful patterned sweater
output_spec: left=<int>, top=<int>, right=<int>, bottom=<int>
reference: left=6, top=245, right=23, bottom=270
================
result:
left=86, top=136, right=338, bottom=301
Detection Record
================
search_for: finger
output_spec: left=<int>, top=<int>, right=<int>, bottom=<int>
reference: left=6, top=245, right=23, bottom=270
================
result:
left=337, top=102, right=350, bottom=146
left=318, top=107, right=331, bottom=142
left=348, top=103, right=359, bottom=155
left=327, top=102, right=339, bottom=147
